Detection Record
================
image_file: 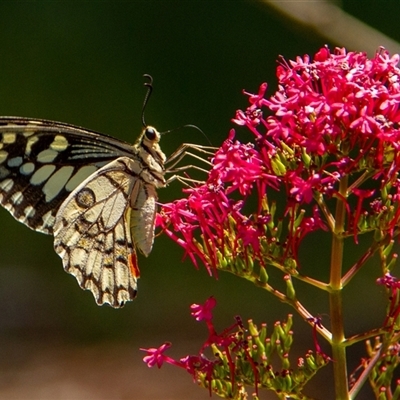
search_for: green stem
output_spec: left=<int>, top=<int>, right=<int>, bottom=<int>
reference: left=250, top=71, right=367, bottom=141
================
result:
left=248, top=273, right=333, bottom=341
left=341, top=245, right=376, bottom=287
left=349, top=345, right=382, bottom=400
left=329, top=176, right=349, bottom=399
left=344, top=327, right=387, bottom=347
left=271, top=261, right=330, bottom=291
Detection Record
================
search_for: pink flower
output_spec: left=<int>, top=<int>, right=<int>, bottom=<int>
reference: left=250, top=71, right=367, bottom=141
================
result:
left=191, top=296, right=216, bottom=322
left=141, top=342, right=172, bottom=368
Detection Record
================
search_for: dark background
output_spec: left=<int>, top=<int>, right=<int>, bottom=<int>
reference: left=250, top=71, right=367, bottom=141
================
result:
left=0, top=1, right=398, bottom=399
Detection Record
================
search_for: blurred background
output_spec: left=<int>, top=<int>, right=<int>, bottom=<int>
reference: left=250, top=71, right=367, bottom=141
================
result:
left=0, top=1, right=399, bottom=399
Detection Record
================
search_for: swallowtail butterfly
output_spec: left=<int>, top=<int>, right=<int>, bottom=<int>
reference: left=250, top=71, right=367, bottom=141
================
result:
left=0, top=77, right=170, bottom=308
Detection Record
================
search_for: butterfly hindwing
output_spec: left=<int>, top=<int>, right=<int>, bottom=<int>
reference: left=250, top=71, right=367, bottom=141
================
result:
left=53, top=157, right=142, bottom=307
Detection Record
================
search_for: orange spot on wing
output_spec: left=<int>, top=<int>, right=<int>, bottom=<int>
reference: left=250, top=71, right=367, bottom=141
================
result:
left=129, top=251, right=141, bottom=279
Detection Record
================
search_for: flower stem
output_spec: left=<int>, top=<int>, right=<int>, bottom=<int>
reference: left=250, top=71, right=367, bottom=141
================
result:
left=341, top=245, right=377, bottom=287
left=329, top=175, right=349, bottom=399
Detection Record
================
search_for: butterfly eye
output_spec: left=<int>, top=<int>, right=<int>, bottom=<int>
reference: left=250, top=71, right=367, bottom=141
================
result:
left=145, top=127, right=156, bottom=141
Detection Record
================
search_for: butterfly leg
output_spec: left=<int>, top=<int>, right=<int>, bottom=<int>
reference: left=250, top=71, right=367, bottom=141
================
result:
left=166, top=143, right=216, bottom=171
left=165, top=172, right=206, bottom=187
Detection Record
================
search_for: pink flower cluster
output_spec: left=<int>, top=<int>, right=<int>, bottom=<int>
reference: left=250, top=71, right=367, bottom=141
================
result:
left=160, top=47, right=400, bottom=272
left=141, top=297, right=249, bottom=396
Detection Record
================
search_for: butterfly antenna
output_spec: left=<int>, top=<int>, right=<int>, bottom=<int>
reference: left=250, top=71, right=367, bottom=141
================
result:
left=142, top=74, right=153, bottom=127
left=162, top=124, right=213, bottom=146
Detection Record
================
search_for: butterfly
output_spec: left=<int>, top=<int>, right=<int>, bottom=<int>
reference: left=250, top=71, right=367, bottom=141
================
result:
left=0, top=74, right=179, bottom=308
left=0, top=116, right=168, bottom=308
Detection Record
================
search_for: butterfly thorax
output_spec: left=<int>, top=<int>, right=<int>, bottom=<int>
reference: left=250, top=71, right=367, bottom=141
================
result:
left=133, top=126, right=166, bottom=189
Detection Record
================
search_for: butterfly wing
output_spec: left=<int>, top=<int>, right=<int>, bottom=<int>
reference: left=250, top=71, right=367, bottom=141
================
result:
left=53, top=157, right=140, bottom=308
left=0, top=117, right=135, bottom=233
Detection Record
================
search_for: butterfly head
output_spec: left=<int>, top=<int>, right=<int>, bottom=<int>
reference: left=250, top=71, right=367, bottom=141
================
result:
left=135, top=125, right=167, bottom=166
left=142, top=126, right=161, bottom=144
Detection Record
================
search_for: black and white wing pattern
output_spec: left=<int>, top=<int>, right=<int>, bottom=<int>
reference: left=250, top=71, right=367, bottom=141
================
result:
left=54, top=158, right=143, bottom=307
left=0, top=117, right=167, bottom=307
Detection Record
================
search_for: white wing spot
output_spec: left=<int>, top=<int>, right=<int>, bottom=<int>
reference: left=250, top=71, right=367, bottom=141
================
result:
left=61, top=229, right=81, bottom=251
left=70, top=248, right=87, bottom=268
left=37, top=149, right=59, bottom=163
left=81, top=203, right=103, bottom=225
left=43, top=166, right=74, bottom=202
left=0, top=150, right=8, bottom=164
left=65, top=165, right=97, bottom=192
left=50, top=135, right=69, bottom=151
left=7, top=156, right=23, bottom=168
left=25, top=135, right=39, bottom=156
left=10, top=191, right=24, bottom=206
left=0, top=166, right=10, bottom=179
left=20, top=162, right=35, bottom=176
left=105, top=231, right=114, bottom=251
left=101, top=267, right=114, bottom=291
left=0, top=178, right=14, bottom=192
left=102, top=191, right=127, bottom=229
left=115, top=261, right=129, bottom=285
left=41, top=210, right=56, bottom=230
left=23, top=205, right=36, bottom=219
left=4, top=203, right=15, bottom=214
left=86, top=250, right=102, bottom=279
left=22, top=131, right=35, bottom=137
left=30, top=165, right=56, bottom=185
left=2, top=133, right=16, bottom=144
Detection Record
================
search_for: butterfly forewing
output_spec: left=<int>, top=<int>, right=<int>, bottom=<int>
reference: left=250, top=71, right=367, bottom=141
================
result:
left=0, top=117, right=136, bottom=233
left=0, top=117, right=167, bottom=307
